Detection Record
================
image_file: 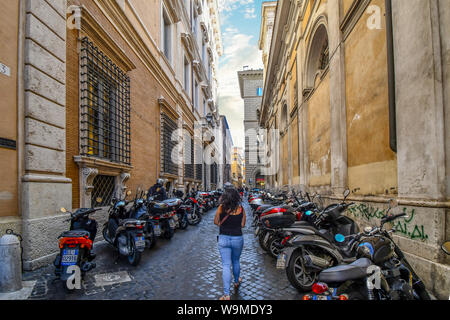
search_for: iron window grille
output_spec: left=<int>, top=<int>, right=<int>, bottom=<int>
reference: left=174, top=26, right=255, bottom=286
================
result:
left=91, top=175, right=115, bottom=207
left=161, top=113, right=179, bottom=175
left=80, top=37, right=131, bottom=165
left=184, top=135, right=194, bottom=179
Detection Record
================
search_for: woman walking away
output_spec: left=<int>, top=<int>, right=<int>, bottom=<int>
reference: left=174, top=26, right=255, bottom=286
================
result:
left=214, top=186, right=246, bottom=300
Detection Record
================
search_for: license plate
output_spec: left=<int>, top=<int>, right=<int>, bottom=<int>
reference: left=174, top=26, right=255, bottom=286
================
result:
left=313, top=295, right=331, bottom=300
left=135, top=237, right=145, bottom=249
left=61, top=249, right=78, bottom=266
left=169, top=219, right=176, bottom=228
left=255, top=226, right=260, bottom=237
left=276, top=253, right=287, bottom=269
left=154, top=225, right=161, bottom=236
left=264, top=232, right=271, bottom=245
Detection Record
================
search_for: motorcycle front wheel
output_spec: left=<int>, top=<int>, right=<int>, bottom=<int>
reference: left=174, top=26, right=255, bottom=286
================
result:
left=268, top=236, right=282, bottom=258
left=179, top=215, right=188, bottom=230
left=102, top=225, right=112, bottom=244
left=163, top=226, right=175, bottom=239
left=258, top=230, right=270, bottom=251
left=286, top=248, right=318, bottom=292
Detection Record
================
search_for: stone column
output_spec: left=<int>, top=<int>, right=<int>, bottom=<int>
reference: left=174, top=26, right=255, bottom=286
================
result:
left=297, top=39, right=308, bottom=187
left=21, top=0, right=72, bottom=270
left=392, top=0, right=446, bottom=201
left=391, top=0, right=448, bottom=299
left=328, top=0, right=348, bottom=195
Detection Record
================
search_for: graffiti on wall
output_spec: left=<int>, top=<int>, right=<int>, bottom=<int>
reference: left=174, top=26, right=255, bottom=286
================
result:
left=348, top=204, right=429, bottom=241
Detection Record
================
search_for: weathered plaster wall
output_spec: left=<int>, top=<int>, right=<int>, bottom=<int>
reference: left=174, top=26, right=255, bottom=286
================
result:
left=344, top=0, right=397, bottom=196
left=307, top=73, right=331, bottom=186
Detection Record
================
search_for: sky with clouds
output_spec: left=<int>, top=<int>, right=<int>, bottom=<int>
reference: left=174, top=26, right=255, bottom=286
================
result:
left=217, top=0, right=268, bottom=150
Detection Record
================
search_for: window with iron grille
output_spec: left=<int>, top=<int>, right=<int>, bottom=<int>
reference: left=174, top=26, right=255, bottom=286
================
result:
left=91, top=175, right=115, bottom=207
left=184, top=134, right=194, bottom=179
left=161, top=113, right=179, bottom=175
left=79, top=37, right=131, bottom=165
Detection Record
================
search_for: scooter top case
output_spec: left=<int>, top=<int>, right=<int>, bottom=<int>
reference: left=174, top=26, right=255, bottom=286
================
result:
left=260, top=205, right=297, bottom=229
left=147, top=200, right=170, bottom=214
left=162, top=198, right=182, bottom=208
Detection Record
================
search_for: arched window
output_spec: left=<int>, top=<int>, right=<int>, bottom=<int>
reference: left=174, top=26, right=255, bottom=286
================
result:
left=305, top=23, right=329, bottom=90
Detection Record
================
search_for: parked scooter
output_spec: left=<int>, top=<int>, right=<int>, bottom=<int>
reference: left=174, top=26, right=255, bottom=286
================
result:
left=54, top=198, right=102, bottom=291
left=276, top=189, right=359, bottom=291
left=128, top=189, right=158, bottom=249
left=302, top=199, right=432, bottom=300
left=146, top=195, right=177, bottom=239
left=256, top=192, right=319, bottom=258
left=102, top=190, right=146, bottom=266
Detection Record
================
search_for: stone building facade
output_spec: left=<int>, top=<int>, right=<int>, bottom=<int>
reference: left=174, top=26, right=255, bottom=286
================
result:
left=231, top=147, right=244, bottom=188
left=0, top=0, right=223, bottom=270
left=258, top=0, right=450, bottom=299
left=238, top=68, right=265, bottom=189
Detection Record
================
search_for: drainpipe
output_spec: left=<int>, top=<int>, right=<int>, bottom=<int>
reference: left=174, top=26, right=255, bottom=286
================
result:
left=385, top=0, right=397, bottom=152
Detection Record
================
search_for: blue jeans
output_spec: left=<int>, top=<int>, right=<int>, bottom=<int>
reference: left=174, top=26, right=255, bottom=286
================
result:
left=218, top=235, right=244, bottom=296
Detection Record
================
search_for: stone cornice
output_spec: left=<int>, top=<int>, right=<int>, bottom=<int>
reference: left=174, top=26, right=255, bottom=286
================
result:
left=159, top=97, right=180, bottom=120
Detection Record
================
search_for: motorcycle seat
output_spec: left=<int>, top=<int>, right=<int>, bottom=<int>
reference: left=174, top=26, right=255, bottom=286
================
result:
left=162, top=198, right=182, bottom=207
left=318, top=258, right=372, bottom=283
left=120, top=218, right=143, bottom=226
left=60, top=230, right=90, bottom=239
left=292, top=221, right=310, bottom=227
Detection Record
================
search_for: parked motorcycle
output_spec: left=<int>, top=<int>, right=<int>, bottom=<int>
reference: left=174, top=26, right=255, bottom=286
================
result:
left=184, top=192, right=202, bottom=225
left=256, top=192, right=319, bottom=258
left=102, top=190, right=146, bottom=266
left=146, top=195, right=177, bottom=239
left=302, top=199, right=432, bottom=300
left=54, top=198, right=102, bottom=291
left=128, top=189, right=158, bottom=250
left=276, top=189, right=359, bottom=291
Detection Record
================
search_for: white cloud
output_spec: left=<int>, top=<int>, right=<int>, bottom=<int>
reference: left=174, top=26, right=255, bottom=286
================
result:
left=217, top=30, right=263, bottom=149
left=244, top=7, right=257, bottom=19
left=218, top=0, right=255, bottom=12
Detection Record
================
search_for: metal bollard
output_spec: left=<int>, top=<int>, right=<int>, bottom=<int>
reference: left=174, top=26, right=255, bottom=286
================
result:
left=0, top=233, right=23, bottom=293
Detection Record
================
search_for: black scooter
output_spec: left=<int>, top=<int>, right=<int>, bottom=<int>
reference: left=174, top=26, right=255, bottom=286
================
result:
left=303, top=200, right=433, bottom=300
left=54, top=198, right=101, bottom=291
left=102, top=190, right=146, bottom=266
left=276, top=189, right=359, bottom=291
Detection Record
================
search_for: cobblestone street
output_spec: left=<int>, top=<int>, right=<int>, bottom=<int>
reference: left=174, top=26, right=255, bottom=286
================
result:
left=23, top=201, right=301, bottom=300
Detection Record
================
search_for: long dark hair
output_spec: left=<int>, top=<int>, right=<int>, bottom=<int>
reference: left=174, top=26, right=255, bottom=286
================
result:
left=220, top=188, right=241, bottom=213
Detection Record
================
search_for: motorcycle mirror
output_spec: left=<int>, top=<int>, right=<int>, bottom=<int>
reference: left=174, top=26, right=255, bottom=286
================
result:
left=442, top=241, right=450, bottom=255
left=343, top=189, right=350, bottom=199
left=60, top=207, right=67, bottom=213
